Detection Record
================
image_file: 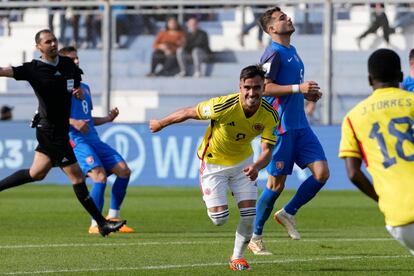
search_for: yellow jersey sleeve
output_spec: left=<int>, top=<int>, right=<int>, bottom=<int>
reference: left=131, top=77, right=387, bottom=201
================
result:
left=196, top=94, right=238, bottom=121
left=196, top=98, right=214, bottom=120
left=260, top=100, right=279, bottom=145
left=339, top=116, right=362, bottom=159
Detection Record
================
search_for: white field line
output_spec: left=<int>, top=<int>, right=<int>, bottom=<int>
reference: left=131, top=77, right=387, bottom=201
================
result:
left=0, top=237, right=394, bottom=249
left=0, top=255, right=410, bottom=275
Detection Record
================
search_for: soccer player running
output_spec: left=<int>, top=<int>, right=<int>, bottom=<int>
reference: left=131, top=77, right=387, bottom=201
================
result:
left=339, top=49, right=414, bottom=255
left=0, top=30, right=125, bottom=236
left=149, top=65, right=279, bottom=271
left=59, top=46, right=134, bottom=234
left=248, top=7, right=330, bottom=255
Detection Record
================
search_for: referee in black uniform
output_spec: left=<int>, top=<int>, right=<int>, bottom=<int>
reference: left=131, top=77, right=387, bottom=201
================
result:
left=0, top=29, right=125, bottom=236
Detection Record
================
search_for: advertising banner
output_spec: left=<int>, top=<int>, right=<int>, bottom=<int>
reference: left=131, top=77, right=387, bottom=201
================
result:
left=0, top=122, right=355, bottom=189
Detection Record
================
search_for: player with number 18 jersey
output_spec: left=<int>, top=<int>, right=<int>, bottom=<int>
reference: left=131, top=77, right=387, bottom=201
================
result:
left=339, top=87, right=414, bottom=226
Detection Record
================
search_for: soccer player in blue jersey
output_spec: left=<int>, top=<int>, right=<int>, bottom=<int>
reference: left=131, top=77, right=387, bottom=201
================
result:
left=59, top=46, right=134, bottom=234
left=401, top=49, right=414, bottom=92
left=248, top=7, right=330, bottom=255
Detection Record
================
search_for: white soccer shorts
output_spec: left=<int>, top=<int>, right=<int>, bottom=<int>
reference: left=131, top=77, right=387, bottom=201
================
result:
left=199, top=156, right=258, bottom=208
left=386, top=223, right=414, bottom=255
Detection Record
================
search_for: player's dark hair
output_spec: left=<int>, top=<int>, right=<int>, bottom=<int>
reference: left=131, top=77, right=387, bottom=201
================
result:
left=259, top=6, right=281, bottom=34
left=409, top=49, right=414, bottom=61
left=35, top=29, right=53, bottom=44
left=240, top=65, right=266, bottom=81
left=59, top=46, right=77, bottom=55
left=368, top=49, right=401, bottom=82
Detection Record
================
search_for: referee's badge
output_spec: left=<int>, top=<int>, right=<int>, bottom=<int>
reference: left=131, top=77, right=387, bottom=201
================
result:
left=276, top=161, right=284, bottom=170
left=66, top=79, right=74, bottom=93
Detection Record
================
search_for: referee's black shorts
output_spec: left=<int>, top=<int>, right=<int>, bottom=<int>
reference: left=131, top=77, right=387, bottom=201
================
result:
left=35, top=126, right=77, bottom=167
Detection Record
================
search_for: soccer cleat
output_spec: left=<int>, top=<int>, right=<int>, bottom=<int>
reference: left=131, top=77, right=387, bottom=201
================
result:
left=98, top=219, right=126, bottom=237
left=107, top=217, right=135, bottom=233
left=229, top=258, right=251, bottom=271
left=88, top=225, right=100, bottom=234
left=119, top=224, right=135, bottom=233
left=274, top=209, right=301, bottom=240
left=248, top=238, right=273, bottom=255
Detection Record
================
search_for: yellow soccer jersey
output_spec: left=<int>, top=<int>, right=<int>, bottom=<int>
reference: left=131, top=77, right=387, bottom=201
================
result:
left=196, top=93, right=279, bottom=166
left=339, top=87, right=414, bottom=226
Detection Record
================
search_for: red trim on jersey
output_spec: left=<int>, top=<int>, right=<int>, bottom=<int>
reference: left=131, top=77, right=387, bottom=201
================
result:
left=346, top=117, right=369, bottom=167
left=199, top=159, right=206, bottom=196
left=340, top=149, right=362, bottom=154
left=69, top=139, right=75, bottom=148
left=198, top=121, right=214, bottom=161
left=273, top=97, right=284, bottom=134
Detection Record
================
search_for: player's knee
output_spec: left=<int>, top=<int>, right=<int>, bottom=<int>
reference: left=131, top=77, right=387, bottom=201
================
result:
left=267, top=179, right=285, bottom=192
left=95, top=174, right=107, bottom=183
left=118, top=167, right=131, bottom=179
left=89, top=169, right=107, bottom=183
left=314, top=168, right=330, bottom=184
left=208, top=209, right=229, bottom=226
left=31, top=171, right=47, bottom=181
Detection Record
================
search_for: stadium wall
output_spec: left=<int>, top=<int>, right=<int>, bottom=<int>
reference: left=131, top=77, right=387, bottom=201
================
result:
left=0, top=122, right=358, bottom=190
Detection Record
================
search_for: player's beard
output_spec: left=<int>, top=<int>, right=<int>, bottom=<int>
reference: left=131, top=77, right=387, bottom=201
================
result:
left=48, top=48, right=58, bottom=58
left=276, top=28, right=295, bottom=36
left=245, top=96, right=260, bottom=110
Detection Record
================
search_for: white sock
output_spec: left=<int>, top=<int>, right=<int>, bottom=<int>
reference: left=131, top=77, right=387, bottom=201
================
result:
left=107, top=208, right=120, bottom=219
left=90, top=219, right=98, bottom=227
left=232, top=207, right=256, bottom=260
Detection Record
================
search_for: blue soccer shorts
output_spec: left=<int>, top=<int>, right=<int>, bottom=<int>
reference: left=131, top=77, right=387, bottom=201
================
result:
left=267, top=127, right=327, bottom=176
left=73, top=140, right=125, bottom=175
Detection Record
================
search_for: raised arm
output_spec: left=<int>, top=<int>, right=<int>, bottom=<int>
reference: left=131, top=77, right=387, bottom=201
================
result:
left=263, top=79, right=322, bottom=102
left=0, top=66, right=14, bottom=78
left=243, top=142, right=274, bottom=181
left=344, top=157, right=378, bottom=202
left=93, top=107, right=119, bottom=126
left=149, top=106, right=200, bottom=133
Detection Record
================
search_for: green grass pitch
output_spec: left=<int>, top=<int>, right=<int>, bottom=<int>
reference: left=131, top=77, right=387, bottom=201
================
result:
left=0, top=185, right=413, bottom=275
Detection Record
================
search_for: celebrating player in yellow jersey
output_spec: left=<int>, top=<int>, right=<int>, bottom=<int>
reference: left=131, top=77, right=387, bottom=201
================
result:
left=339, top=49, right=414, bottom=255
left=150, top=65, right=279, bottom=271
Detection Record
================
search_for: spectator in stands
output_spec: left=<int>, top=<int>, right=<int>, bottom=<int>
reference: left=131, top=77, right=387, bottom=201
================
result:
left=112, top=5, right=130, bottom=48
left=146, top=17, right=185, bottom=77
left=239, top=5, right=267, bottom=48
left=66, top=7, right=81, bottom=48
left=356, top=3, right=391, bottom=48
left=401, top=49, right=414, bottom=92
left=0, top=105, right=12, bottom=121
left=392, top=4, right=414, bottom=33
left=84, top=12, right=101, bottom=49
left=0, top=6, right=11, bottom=36
left=47, top=1, right=67, bottom=44
left=176, top=17, right=211, bottom=78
